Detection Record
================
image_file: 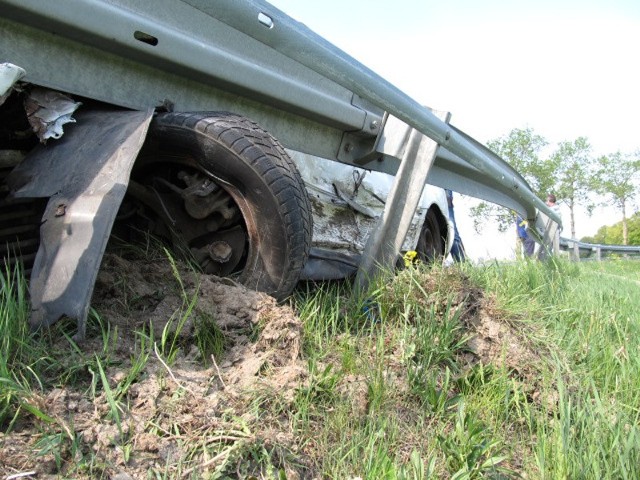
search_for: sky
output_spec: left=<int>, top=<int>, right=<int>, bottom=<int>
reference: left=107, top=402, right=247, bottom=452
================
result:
left=267, top=0, right=640, bottom=260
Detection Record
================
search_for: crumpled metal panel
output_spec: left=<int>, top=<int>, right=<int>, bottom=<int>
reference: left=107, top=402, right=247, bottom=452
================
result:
left=24, top=88, right=82, bottom=143
left=0, top=62, right=25, bottom=105
left=289, top=150, right=449, bottom=257
left=7, top=107, right=153, bottom=340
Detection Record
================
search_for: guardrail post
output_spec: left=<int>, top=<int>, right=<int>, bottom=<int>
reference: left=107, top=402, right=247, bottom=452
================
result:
left=354, top=111, right=449, bottom=294
left=536, top=211, right=560, bottom=261
left=595, top=246, right=602, bottom=261
left=572, top=241, right=579, bottom=261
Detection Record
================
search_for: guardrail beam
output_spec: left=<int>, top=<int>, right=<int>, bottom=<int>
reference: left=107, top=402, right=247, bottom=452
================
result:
left=560, top=237, right=640, bottom=260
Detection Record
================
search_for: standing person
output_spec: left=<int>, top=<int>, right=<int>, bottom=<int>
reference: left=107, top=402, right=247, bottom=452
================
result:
left=516, top=214, right=535, bottom=258
left=546, top=194, right=562, bottom=221
left=446, top=189, right=467, bottom=262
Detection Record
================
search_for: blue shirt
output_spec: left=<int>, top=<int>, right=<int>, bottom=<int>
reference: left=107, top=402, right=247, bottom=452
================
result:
left=516, top=216, right=528, bottom=239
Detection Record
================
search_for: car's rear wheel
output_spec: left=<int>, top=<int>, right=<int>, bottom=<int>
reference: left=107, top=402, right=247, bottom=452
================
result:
left=129, top=112, right=312, bottom=300
left=416, top=208, right=445, bottom=263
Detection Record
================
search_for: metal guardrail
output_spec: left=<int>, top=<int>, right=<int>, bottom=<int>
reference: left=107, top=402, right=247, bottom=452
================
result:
left=0, top=0, right=560, bottom=230
left=220, top=0, right=561, bottom=228
left=560, top=237, right=640, bottom=260
left=1, top=0, right=564, bottom=301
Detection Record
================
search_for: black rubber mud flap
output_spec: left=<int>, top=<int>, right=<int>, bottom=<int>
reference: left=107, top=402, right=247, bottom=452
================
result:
left=7, top=108, right=154, bottom=339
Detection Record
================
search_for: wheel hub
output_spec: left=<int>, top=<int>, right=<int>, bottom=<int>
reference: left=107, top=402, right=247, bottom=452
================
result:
left=127, top=165, right=248, bottom=276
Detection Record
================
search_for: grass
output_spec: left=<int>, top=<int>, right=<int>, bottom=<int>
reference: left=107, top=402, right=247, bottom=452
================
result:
left=466, top=257, right=640, bottom=478
left=2, top=253, right=640, bottom=478
left=580, top=257, right=640, bottom=281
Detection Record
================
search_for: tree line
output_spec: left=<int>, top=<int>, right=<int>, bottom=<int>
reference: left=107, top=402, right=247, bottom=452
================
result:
left=582, top=211, right=640, bottom=246
left=470, top=127, right=640, bottom=245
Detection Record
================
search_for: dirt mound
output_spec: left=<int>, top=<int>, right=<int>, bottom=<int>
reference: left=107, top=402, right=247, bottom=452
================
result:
left=436, top=272, right=547, bottom=384
left=1, top=254, right=310, bottom=479
left=433, top=271, right=553, bottom=406
left=1, top=259, right=555, bottom=478
left=385, top=267, right=548, bottom=386
left=465, top=302, right=543, bottom=380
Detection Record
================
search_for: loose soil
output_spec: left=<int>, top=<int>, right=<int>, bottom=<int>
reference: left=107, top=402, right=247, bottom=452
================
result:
left=1, top=253, right=310, bottom=479
left=0, top=256, right=548, bottom=479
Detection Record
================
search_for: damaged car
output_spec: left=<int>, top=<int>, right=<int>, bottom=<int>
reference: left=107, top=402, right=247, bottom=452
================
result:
left=0, top=0, right=558, bottom=339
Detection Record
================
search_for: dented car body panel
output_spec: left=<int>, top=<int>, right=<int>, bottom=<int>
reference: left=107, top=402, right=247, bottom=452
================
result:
left=290, top=151, right=452, bottom=258
left=7, top=108, right=153, bottom=338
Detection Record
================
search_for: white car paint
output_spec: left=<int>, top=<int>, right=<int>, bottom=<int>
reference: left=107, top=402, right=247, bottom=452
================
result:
left=289, top=150, right=454, bottom=258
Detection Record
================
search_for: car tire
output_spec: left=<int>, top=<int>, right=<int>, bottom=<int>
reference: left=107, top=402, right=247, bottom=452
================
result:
left=416, top=208, right=444, bottom=263
left=135, top=111, right=312, bottom=300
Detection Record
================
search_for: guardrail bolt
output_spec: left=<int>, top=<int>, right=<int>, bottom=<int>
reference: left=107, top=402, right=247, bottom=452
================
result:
left=55, top=204, right=66, bottom=217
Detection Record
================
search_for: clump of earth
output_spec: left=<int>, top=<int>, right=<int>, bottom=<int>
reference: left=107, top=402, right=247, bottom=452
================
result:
left=1, top=255, right=551, bottom=479
left=1, top=253, right=311, bottom=479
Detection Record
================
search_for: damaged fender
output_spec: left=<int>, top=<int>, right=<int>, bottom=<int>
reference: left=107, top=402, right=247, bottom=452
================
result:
left=7, top=108, right=153, bottom=338
left=0, top=62, right=25, bottom=105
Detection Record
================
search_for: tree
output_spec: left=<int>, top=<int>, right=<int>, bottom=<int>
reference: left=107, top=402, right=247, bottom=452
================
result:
left=550, top=137, right=593, bottom=240
left=487, top=127, right=553, bottom=196
left=582, top=211, right=640, bottom=245
left=470, top=127, right=552, bottom=233
left=593, top=151, right=640, bottom=244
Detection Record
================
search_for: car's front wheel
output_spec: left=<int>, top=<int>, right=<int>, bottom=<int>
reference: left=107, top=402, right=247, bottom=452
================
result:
left=129, top=111, right=312, bottom=300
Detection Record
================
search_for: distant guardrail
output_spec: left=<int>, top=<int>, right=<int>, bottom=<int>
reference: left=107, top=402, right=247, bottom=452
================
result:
left=560, top=237, right=640, bottom=260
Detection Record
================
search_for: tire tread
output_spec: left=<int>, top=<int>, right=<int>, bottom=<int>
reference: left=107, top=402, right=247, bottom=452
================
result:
left=149, top=111, right=312, bottom=299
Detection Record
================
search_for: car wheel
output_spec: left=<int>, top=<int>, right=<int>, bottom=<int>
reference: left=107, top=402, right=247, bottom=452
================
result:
left=416, top=208, right=444, bottom=263
left=130, top=111, right=312, bottom=300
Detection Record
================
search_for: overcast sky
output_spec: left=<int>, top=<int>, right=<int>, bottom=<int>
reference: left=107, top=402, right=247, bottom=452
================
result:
left=267, top=0, right=640, bottom=259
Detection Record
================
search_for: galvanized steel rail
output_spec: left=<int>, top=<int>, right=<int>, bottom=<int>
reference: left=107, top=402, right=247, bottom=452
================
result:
left=560, top=237, right=640, bottom=260
left=1, top=0, right=560, bottom=225
left=1, top=0, right=564, bottom=294
left=213, top=0, right=561, bottom=226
